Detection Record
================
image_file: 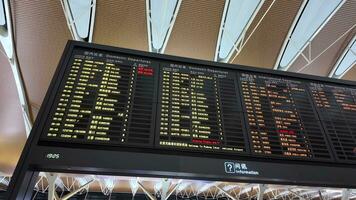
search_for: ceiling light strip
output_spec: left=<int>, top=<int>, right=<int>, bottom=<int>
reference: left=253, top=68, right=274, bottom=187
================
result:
left=274, top=0, right=346, bottom=71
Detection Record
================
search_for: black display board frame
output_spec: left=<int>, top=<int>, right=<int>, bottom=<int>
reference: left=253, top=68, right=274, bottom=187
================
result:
left=7, top=41, right=356, bottom=199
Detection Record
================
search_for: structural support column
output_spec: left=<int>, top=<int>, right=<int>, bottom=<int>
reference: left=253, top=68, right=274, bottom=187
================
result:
left=45, top=173, right=60, bottom=200
left=257, top=184, right=266, bottom=200
left=45, top=172, right=93, bottom=200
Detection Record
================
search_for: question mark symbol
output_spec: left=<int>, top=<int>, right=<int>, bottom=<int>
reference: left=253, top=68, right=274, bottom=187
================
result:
left=227, top=164, right=233, bottom=172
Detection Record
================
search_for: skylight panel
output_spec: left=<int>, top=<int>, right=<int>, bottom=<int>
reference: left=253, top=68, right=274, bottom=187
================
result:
left=278, top=0, right=344, bottom=69
left=148, top=0, right=181, bottom=53
left=67, top=0, right=93, bottom=39
left=216, top=0, right=263, bottom=62
left=0, top=0, right=6, bottom=26
left=333, top=39, right=356, bottom=77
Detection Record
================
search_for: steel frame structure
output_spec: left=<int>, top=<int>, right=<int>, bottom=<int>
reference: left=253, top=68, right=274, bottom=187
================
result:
left=145, top=0, right=182, bottom=53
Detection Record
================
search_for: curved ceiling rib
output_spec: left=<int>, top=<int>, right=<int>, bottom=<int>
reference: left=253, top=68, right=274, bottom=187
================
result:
left=274, top=0, right=346, bottom=71
left=0, top=0, right=32, bottom=135
left=146, top=0, right=182, bottom=53
left=230, top=0, right=303, bottom=69
left=329, top=35, right=356, bottom=79
left=214, top=0, right=265, bottom=63
left=60, top=0, right=96, bottom=42
left=12, top=0, right=71, bottom=120
left=0, top=46, right=27, bottom=175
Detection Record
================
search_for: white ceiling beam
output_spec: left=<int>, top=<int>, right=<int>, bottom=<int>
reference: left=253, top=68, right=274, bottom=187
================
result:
left=215, top=185, right=238, bottom=200
left=215, top=0, right=265, bottom=63
left=60, top=0, right=96, bottom=42
left=0, top=175, right=10, bottom=186
left=239, top=184, right=256, bottom=195
left=137, top=180, right=157, bottom=200
left=296, top=24, right=355, bottom=73
left=273, top=0, right=308, bottom=70
left=257, top=184, right=266, bottom=200
left=45, top=173, right=60, bottom=200
left=60, top=179, right=93, bottom=200
left=145, top=0, right=182, bottom=53
left=0, top=0, right=32, bottom=136
left=328, top=35, right=356, bottom=79
left=163, top=180, right=181, bottom=200
left=274, top=0, right=347, bottom=71
left=229, top=0, right=276, bottom=64
left=197, top=182, right=219, bottom=194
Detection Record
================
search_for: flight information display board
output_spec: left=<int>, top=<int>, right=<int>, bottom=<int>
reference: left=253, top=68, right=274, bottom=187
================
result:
left=43, top=48, right=158, bottom=146
left=39, top=44, right=356, bottom=164
left=157, top=63, right=247, bottom=153
left=309, top=83, right=356, bottom=162
left=239, top=73, right=331, bottom=160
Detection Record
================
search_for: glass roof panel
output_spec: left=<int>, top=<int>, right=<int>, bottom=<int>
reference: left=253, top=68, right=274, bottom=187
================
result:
left=334, top=40, right=356, bottom=76
left=279, top=0, right=343, bottom=68
left=150, top=0, right=178, bottom=51
left=218, top=0, right=261, bottom=60
left=0, top=0, right=6, bottom=26
left=68, top=0, right=92, bottom=39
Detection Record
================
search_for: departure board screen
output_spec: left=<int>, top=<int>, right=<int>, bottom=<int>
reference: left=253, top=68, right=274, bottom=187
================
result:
left=42, top=48, right=158, bottom=146
left=157, top=64, right=247, bottom=153
left=39, top=43, right=356, bottom=164
left=239, top=73, right=332, bottom=160
left=310, top=83, right=356, bottom=162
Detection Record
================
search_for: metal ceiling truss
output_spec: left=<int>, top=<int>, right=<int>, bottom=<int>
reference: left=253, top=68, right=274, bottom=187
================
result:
left=24, top=174, right=356, bottom=199
left=328, top=35, right=356, bottom=79
left=229, top=0, right=277, bottom=64
left=214, top=0, right=265, bottom=63
left=295, top=24, right=355, bottom=74
left=0, top=0, right=32, bottom=136
left=60, top=0, right=96, bottom=42
left=274, top=0, right=347, bottom=71
left=32, top=173, right=93, bottom=200
left=0, top=174, right=11, bottom=190
left=145, top=0, right=182, bottom=53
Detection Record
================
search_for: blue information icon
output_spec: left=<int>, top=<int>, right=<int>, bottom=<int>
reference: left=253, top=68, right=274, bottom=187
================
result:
left=224, top=162, right=235, bottom=173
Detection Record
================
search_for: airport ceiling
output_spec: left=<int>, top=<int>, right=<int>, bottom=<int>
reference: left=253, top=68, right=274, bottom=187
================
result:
left=0, top=0, right=355, bottom=197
